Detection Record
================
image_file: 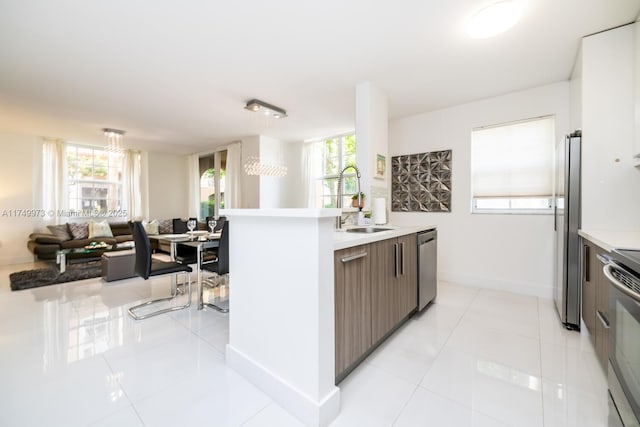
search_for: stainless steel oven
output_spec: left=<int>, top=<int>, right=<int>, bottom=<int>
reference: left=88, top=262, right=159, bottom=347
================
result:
left=604, top=249, right=640, bottom=427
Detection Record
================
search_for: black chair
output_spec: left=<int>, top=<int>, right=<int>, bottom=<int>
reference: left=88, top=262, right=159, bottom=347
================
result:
left=128, top=221, right=194, bottom=320
left=201, top=220, right=229, bottom=313
left=206, top=216, right=226, bottom=232
left=173, top=217, right=198, bottom=265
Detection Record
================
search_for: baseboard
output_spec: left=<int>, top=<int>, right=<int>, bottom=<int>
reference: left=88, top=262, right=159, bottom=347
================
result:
left=226, top=344, right=341, bottom=427
left=0, top=255, right=37, bottom=267
left=439, top=270, right=554, bottom=299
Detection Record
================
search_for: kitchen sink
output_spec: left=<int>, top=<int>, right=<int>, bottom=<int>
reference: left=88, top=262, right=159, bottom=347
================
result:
left=345, top=227, right=392, bottom=233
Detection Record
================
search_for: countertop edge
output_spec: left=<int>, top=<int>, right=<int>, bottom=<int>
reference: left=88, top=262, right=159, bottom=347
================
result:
left=333, top=225, right=436, bottom=250
left=578, top=229, right=640, bottom=252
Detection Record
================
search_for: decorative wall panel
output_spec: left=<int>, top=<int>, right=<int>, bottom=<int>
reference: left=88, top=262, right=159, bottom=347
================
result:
left=391, top=150, right=452, bottom=212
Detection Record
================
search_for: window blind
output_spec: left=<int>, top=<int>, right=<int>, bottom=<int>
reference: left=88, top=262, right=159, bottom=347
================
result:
left=471, top=116, right=555, bottom=198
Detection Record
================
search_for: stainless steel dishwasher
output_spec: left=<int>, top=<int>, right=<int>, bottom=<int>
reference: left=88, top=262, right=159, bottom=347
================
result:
left=417, top=229, right=437, bottom=311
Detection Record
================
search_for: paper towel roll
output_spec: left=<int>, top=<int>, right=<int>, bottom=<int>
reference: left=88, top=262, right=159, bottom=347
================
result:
left=373, top=197, right=387, bottom=225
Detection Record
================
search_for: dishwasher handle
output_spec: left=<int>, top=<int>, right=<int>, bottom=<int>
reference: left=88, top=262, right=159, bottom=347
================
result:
left=417, top=229, right=437, bottom=245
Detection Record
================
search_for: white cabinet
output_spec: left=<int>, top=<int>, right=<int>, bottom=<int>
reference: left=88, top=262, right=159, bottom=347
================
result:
left=634, top=22, right=640, bottom=164
left=579, top=23, right=640, bottom=230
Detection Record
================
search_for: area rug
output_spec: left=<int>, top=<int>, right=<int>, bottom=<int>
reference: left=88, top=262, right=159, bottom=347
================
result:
left=10, top=261, right=102, bottom=291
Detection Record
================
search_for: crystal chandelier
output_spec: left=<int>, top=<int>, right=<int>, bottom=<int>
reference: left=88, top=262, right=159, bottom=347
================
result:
left=243, top=156, right=287, bottom=177
left=103, top=128, right=125, bottom=153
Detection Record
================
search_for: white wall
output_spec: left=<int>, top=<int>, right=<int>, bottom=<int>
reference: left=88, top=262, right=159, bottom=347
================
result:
left=0, top=132, right=43, bottom=265
left=389, top=82, right=571, bottom=298
left=147, top=151, right=188, bottom=220
left=581, top=24, right=640, bottom=231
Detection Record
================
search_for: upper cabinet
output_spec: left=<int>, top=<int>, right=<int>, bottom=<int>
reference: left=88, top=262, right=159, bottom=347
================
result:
left=575, top=22, right=640, bottom=231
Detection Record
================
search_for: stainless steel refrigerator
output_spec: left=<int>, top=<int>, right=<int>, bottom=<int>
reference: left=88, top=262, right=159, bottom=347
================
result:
left=553, top=130, right=582, bottom=330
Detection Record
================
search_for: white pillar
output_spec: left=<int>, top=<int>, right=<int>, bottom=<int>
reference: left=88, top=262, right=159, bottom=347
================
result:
left=355, top=82, right=389, bottom=207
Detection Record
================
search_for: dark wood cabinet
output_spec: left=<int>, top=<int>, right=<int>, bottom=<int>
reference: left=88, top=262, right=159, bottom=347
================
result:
left=396, top=234, right=418, bottom=321
left=334, top=244, right=372, bottom=377
left=581, top=237, right=610, bottom=371
left=370, top=238, right=396, bottom=343
left=370, top=234, right=418, bottom=343
left=335, top=233, right=419, bottom=382
left=594, top=250, right=610, bottom=369
left=581, top=242, right=597, bottom=335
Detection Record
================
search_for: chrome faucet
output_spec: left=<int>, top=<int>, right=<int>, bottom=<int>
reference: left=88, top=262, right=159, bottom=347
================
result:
left=336, top=164, right=362, bottom=230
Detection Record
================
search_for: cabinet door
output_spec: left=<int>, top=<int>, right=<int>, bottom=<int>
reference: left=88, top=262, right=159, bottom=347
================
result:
left=396, top=234, right=418, bottom=321
left=370, top=238, right=397, bottom=343
left=581, top=241, right=596, bottom=335
left=595, top=249, right=610, bottom=370
left=334, top=244, right=372, bottom=377
left=370, top=234, right=419, bottom=344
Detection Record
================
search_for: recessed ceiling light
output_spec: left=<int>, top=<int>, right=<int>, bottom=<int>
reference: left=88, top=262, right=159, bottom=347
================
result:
left=466, top=1, right=522, bottom=39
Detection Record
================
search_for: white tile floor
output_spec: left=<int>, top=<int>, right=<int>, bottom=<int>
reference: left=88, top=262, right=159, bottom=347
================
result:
left=0, top=261, right=609, bottom=427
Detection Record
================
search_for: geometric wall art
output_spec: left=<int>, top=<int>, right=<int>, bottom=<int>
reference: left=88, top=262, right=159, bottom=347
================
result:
left=391, top=149, right=452, bottom=212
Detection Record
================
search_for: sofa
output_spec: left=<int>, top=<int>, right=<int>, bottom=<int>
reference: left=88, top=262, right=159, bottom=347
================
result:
left=28, top=221, right=136, bottom=260
left=27, top=218, right=207, bottom=261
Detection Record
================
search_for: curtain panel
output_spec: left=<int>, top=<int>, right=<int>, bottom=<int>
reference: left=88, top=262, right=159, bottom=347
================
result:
left=122, top=149, right=143, bottom=220
left=225, top=142, right=242, bottom=209
left=42, top=138, right=66, bottom=225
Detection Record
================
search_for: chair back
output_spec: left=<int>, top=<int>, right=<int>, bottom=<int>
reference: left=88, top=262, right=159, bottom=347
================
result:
left=130, top=221, right=152, bottom=279
left=172, top=217, right=197, bottom=234
left=206, top=216, right=226, bottom=232
left=217, top=221, right=229, bottom=274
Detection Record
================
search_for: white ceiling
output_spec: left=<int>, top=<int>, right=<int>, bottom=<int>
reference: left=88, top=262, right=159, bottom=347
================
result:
left=0, top=1, right=638, bottom=154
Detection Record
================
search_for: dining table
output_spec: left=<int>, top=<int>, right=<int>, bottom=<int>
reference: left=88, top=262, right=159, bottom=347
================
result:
left=150, top=231, right=221, bottom=310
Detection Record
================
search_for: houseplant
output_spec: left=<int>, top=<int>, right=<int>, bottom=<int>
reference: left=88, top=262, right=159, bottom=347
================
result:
left=351, top=192, right=365, bottom=208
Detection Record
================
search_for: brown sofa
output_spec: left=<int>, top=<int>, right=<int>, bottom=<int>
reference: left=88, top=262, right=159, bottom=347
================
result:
left=27, top=218, right=208, bottom=261
left=27, top=222, right=136, bottom=260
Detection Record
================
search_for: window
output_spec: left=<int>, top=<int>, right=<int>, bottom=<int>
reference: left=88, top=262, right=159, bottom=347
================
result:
left=311, top=133, right=357, bottom=208
left=66, top=145, right=123, bottom=214
left=199, top=150, right=227, bottom=218
left=471, top=116, right=555, bottom=214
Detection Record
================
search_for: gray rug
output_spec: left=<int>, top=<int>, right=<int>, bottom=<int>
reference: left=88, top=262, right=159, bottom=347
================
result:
left=10, top=261, right=102, bottom=291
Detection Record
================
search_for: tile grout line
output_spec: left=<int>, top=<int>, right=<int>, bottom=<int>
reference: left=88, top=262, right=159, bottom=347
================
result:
left=98, top=353, right=148, bottom=427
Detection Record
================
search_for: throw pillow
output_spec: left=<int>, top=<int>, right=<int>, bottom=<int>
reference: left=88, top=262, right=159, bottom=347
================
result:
left=142, top=219, right=159, bottom=235
left=158, top=219, right=172, bottom=234
left=68, top=222, right=89, bottom=240
left=46, top=224, right=72, bottom=241
left=88, top=220, right=114, bottom=238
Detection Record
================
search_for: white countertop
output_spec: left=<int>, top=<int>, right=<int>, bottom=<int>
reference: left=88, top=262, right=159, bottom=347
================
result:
left=333, top=225, right=436, bottom=250
left=578, top=229, right=640, bottom=252
left=221, top=208, right=341, bottom=218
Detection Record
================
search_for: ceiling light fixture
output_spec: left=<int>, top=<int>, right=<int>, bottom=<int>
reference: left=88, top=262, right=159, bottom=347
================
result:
left=243, top=156, right=287, bottom=177
left=244, top=99, right=287, bottom=119
left=466, top=0, right=522, bottom=39
left=103, top=128, right=125, bottom=154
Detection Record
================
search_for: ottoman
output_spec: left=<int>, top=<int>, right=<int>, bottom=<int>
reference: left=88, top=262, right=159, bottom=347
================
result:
left=101, top=250, right=136, bottom=282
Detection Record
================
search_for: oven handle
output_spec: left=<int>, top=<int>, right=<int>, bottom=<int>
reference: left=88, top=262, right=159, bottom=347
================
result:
left=603, top=262, right=640, bottom=303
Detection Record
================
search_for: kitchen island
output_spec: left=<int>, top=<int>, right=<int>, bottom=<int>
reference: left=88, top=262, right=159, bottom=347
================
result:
left=220, top=209, right=435, bottom=427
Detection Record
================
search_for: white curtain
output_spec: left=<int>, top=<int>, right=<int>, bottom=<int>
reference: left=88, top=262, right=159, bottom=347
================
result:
left=42, top=138, right=66, bottom=225
left=303, top=141, right=322, bottom=208
left=122, top=149, right=143, bottom=220
left=225, top=142, right=242, bottom=208
left=187, top=154, right=200, bottom=219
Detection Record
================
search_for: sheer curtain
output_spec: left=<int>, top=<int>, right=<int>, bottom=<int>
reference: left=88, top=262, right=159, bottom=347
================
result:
left=302, top=141, right=322, bottom=208
left=225, top=142, right=242, bottom=208
left=42, top=137, right=66, bottom=225
left=187, top=154, right=200, bottom=218
left=122, top=149, right=143, bottom=220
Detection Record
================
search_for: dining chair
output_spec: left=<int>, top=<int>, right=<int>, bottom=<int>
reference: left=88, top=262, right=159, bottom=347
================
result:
left=201, top=220, right=229, bottom=313
left=206, top=216, right=226, bottom=232
left=173, top=217, right=199, bottom=265
left=128, top=221, right=194, bottom=320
